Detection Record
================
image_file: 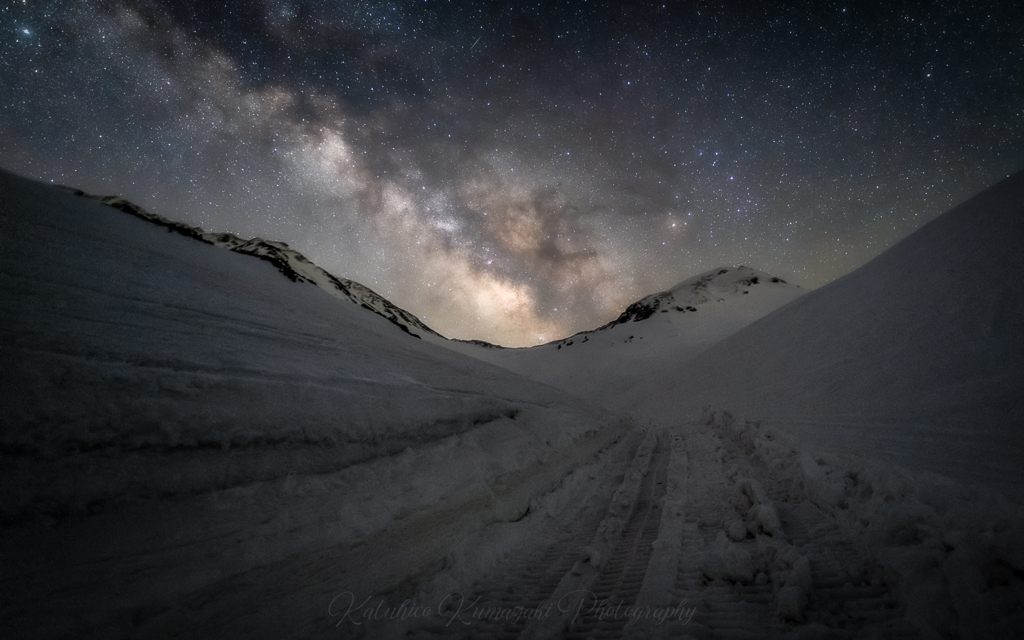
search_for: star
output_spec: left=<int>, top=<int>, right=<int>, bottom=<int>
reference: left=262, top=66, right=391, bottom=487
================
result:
left=0, top=1, right=1020, bottom=345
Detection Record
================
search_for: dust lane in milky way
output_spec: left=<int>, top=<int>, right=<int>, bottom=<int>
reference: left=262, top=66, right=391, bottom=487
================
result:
left=1, top=1, right=1021, bottom=345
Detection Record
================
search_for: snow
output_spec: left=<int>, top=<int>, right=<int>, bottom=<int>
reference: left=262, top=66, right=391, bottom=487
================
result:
left=622, top=170, right=1024, bottom=503
left=0, top=168, right=630, bottom=637
left=445, top=265, right=805, bottom=400
left=2, top=165, right=1023, bottom=639
left=697, top=408, right=1024, bottom=638
left=86, top=193, right=448, bottom=342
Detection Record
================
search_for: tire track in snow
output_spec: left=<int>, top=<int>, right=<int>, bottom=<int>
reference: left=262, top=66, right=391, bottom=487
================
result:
left=621, top=430, right=690, bottom=639
left=562, top=430, right=671, bottom=639
left=397, top=432, right=646, bottom=639
left=513, top=430, right=661, bottom=640
left=389, top=417, right=925, bottom=639
left=667, top=427, right=788, bottom=639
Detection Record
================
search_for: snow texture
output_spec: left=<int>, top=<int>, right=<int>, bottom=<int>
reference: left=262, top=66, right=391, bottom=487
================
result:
left=0, top=169, right=629, bottom=637
left=445, top=264, right=805, bottom=401
left=2, top=166, right=1023, bottom=639
left=626, top=171, right=1024, bottom=504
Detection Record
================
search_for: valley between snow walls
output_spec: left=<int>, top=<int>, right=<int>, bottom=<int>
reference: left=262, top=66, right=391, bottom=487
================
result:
left=0, top=168, right=632, bottom=638
left=3, top=165, right=1024, bottom=639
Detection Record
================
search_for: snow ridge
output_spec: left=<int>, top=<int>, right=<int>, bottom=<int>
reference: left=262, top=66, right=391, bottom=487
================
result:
left=606, top=265, right=796, bottom=326
left=78, top=191, right=445, bottom=340
left=439, top=264, right=806, bottom=404
left=72, top=191, right=799, bottom=355
left=542, top=265, right=801, bottom=351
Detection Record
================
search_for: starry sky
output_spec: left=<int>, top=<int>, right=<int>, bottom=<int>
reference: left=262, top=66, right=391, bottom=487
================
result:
left=2, top=1, right=1022, bottom=346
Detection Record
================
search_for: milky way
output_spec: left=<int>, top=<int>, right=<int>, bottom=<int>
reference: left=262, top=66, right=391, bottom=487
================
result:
left=2, top=1, right=1021, bottom=345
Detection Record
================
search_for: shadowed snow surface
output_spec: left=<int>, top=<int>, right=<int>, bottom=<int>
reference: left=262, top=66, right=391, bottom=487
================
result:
left=2, top=167, right=1023, bottom=639
left=623, top=171, right=1024, bottom=503
left=0, top=169, right=629, bottom=637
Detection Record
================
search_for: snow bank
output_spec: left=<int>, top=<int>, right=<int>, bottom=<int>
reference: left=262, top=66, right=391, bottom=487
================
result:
left=704, top=407, right=1024, bottom=637
left=0, top=168, right=632, bottom=637
left=630, top=172, right=1024, bottom=505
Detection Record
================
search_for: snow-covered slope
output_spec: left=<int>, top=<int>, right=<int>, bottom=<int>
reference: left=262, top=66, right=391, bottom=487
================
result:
left=77, top=191, right=805, bottom=401
left=449, top=266, right=805, bottom=401
left=628, top=170, right=1024, bottom=502
left=606, top=265, right=798, bottom=326
left=5, top=165, right=1022, bottom=639
left=73, top=191, right=447, bottom=342
left=0, top=168, right=629, bottom=637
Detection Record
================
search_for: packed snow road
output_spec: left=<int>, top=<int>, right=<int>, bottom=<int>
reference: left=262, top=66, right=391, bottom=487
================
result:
left=316, top=414, right=943, bottom=640
left=11, top=410, right=1018, bottom=639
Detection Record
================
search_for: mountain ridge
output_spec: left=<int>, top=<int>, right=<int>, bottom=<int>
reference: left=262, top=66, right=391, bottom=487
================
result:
left=447, top=265, right=806, bottom=400
left=599, top=265, right=796, bottom=328
left=64, top=189, right=447, bottom=342
left=69, top=187, right=804, bottom=354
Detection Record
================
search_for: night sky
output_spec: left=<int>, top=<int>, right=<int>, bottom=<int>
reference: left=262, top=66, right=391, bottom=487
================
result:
left=2, top=1, right=1021, bottom=346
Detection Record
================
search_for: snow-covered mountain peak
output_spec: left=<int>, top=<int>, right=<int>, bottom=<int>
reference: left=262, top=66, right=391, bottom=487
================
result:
left=447, top=263, right=806, bottom=401
left=613, top=265, right=798, bottom=325
left=670, top=264, right=793, bottom=296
